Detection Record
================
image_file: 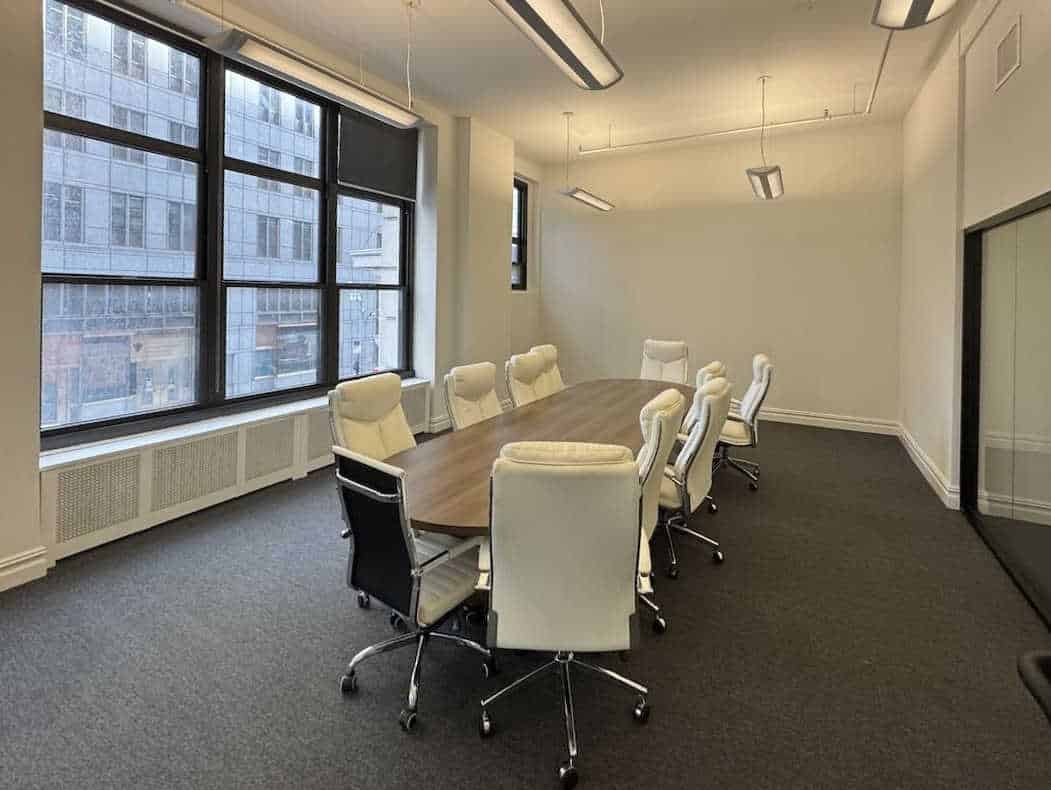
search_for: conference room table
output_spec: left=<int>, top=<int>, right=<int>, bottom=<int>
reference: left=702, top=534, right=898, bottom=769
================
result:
left=386, top=379, right=695, bottom=538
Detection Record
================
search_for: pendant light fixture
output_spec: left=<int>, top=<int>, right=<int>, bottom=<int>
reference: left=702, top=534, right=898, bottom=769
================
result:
left=488, top=0, right=623, bottom=90
left=561, top=112, right=614, bottom=211
left=871, top=0, right=959, bottom=30
left=746, top=76, right=784, bottom=201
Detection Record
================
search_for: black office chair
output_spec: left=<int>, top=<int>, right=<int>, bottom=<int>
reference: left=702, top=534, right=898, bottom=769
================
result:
left=334, top=446, right=494, bottom=731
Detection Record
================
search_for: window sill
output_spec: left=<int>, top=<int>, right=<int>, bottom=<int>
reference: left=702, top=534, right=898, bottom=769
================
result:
left=40, top=377, right=429, bottom=471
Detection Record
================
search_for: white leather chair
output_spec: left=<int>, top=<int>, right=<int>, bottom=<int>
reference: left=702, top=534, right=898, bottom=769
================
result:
left=333, top=447, right=491, bottom=731
left=635, top=389, right=686, bottom=634
left=715, top=354, right=773, bottom=490
left=640, top=339, right=689, bottom=384
left=682, top=360, right=727, bottom=434
left=443, top=362, right=503, bottom=431
left=479, top=442, right=651, bottom=786
left=659, top=377, right=732, bottom=575
left=329, top=372, right=416, bottom=460
left=505, top=351, right=546, bottom=408
left=529, top=344, right=565, bottom=397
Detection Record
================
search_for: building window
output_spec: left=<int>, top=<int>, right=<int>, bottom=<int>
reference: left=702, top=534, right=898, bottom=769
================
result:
left=167, top=49, right=198, bottom=96
left=512, top=178, right=528, bottom=291
left=167, top=202, right=195, bottom=252
left=258, top=85, right=282, bottom=126
left=112, top=106, right=147, bottom=164
left=46, top=2, right=86, bottom=60
left=111, top=193, right=145, bottom=248
left=292, top=221, right=312, bottom=261
left=255, top=216, right=281, bottom=259
left=112, top=27, right=146, bottom=81
left=294, top=100, right=316, bottom=137
left=62, top=186, right=83, bottom=243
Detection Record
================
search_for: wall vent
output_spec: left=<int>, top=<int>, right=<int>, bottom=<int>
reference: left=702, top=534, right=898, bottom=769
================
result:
left=307, top=408, right=333, bottom=462
left=56, top=455, right=140, bottom=543
left=152, top=432, right=238, bottom=511
left=996, top=17, right=1021, bottom=91
left=245, top=418, right=295, bottom=480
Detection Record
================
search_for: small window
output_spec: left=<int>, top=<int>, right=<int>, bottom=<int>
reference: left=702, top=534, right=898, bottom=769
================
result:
left=512, top=178, right=528, bottom=291
left=292, top=221, right=313, bottom=261
left=166, top=202, right=195, bottom=252
left=256, top=216, right=281, bottom=259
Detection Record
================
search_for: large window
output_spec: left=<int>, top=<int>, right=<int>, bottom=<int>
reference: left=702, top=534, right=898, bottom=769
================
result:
left=40, top=1, right=414, bottom=439
left=512, top=178, right=528, bottom=291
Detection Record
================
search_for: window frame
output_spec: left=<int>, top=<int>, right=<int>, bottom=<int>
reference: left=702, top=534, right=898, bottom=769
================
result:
left=40, top=0, right=415, bottom=447
left=512, top=177, right=528, bottom=291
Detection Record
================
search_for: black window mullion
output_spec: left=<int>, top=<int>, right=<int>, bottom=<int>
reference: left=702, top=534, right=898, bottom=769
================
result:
left=223, top=157, right=322, bottom=192
left=43, top=111, right=200, bottom=162
left=202, top=51, right=224, bottom=406
left=323, top=105, right=340, bottom=386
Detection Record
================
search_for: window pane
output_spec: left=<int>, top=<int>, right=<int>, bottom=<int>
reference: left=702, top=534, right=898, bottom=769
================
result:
left=41, top=283, right=199, bottom=428
left=223, top=170, right=319, bottom=282
left=225, top=287, right=320, bottom=397
left=43, top=1, right=200, bottom=146
left=512, top=185, right=521, bottom=238
left=336, top=194, right=401, bottom=284
left=339, top=289, right=402, bottom=378
left=224, top=70, right=320, bottom=177
left=42, top=131, right=197, bottom=277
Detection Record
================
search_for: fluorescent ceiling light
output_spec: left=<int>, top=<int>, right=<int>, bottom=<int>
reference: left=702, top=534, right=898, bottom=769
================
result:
left=562, top=187, right=614, bottom=212
left=207, top=30, right=420, bottom=129
left=871, top=0, right=958, bottom=29
left=488, top=0, right=623, bottom=90
left=746, top=166, right=784, bottom=201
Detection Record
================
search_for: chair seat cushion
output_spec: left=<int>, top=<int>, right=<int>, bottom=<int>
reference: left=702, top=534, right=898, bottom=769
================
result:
left=414, top=537, right=481, bottom=627
left=658, top=474, right=682, bottom=509
left=720, top=418, right=752, bottom=446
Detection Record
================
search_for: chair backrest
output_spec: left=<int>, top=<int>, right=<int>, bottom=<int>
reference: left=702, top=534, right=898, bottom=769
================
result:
left=529, top=344, right=565, bottom=397
left=505, top=351, right=546, bottom=408
left=329, top=372, right=417, bottom=460
left=673, top=377, right=732, bottom=512
left=637, top=389, right=686, bottom=541
left=334, top=447, right=418, bottom=620
left=489, top=442, right=641, bottom=653
left=739, top=354, right=774, bottom=427
left=640, top=339, right=689, bottom=384
left=683, top=360, right=726, bottom=433
left=443, top=362, right=503, bottom=431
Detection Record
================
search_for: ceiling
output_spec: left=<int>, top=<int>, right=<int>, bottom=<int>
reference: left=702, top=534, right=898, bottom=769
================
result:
left=204, top=0, right=963, bottom=163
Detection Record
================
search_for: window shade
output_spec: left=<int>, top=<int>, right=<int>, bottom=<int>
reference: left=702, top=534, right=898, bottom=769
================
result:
left=338, top=108, right=418, bottom=200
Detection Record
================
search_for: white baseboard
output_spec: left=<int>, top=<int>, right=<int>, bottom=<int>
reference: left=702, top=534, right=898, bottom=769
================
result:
left=899, top=426, right=960, bottom=509
left=0, top=546, right=49, bottom=592
left=756, top=405, right=901, bottom=436
left=979, top=491, right=1051, bottom=526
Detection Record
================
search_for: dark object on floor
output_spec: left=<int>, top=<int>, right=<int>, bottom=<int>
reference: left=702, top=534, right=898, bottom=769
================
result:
left=1018, top=650, right=1051, bottom=725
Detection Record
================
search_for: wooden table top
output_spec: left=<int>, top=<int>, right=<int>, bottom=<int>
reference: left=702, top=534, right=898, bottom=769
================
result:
left=388, top=379, right=695, bottom=537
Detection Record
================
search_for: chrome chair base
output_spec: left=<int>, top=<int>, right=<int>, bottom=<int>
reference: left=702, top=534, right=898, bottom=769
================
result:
left=638, top=592, right=667, bottom=633
left=714, top=445, right=760, bottom=490
left=479, top=651, right=650, bottom=787
left=663, top=511, right=724, bottom=577
left=340, top=612, right=492, bottom=731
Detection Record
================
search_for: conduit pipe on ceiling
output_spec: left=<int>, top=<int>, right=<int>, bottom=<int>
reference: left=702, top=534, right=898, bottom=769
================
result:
left=578, top=29, right=894, bottom=156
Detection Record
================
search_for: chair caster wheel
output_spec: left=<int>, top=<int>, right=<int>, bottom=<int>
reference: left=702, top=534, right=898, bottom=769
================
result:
left=666, top=565, right=679, bottom=580
left=633, top=697, right=651, bottom=724
left=398, top=708, right=418, bottom=732
left=479, top=711, right=494, bottom=738
left=390, top=612, right=407, bottom=631
left=482, top=656, right=499, bottom=678
left=652, top=616, right=667, bottom=634
left=357, top=592, right=370, bottom=609
left=558, top=762, right=579, bottom=789
left=339, top=672, right=357, bottom=694
left=713, top=549, right=725, bottom=563
left=748, top=481, right=759, bottom=491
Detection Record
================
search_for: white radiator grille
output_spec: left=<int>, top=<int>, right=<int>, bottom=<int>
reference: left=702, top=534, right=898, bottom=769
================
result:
left=245, top=419, right=295, bottom=480
left=152, top=432, right=238, bottom=511
left=307, top=408, right=333, bottom=461
left=402, top=383, right=428, bottom=431
left=56, top=455, right=140, bottom=543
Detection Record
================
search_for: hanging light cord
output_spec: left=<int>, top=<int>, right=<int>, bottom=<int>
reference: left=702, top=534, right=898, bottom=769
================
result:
left=760, top=76, right=767, bottom=167
left=564, top=113, right=571, bottom=189
left=405, top=1, right=415, bottom=110
left=599, top=0, right=606, bottom=44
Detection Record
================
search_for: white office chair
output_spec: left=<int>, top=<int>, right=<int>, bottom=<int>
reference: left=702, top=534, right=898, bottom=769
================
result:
left=682, top=360, right=727, bottom=434
left=443, top=362, right=503, bottom=431
left=715, top=353, right=773, bottom=491
left=529, top=344, right=565, bottom=397
left=329, top=372, right=416, bottom=460
left=333, top=448, right=491, bottom=731
left=660, top=377, right=732, bottom=576
left=479, top=442, right=650, bottom=787
left=635, top=389, right=686, bottom=634
left=640, top=339, right=689, bottom=384
left=505, top=350, right=546, bottom=408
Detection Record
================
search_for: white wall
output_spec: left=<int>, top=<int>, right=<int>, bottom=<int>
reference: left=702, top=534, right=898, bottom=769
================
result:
left=898, top=39, right=963, bottom=506
left=0, top=0, right=45, bottom=591
left=538, top=121, right=903, bottom=427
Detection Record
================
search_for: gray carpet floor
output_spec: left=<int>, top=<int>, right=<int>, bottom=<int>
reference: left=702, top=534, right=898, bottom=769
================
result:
left=2, top=423, right=1049, bottom=789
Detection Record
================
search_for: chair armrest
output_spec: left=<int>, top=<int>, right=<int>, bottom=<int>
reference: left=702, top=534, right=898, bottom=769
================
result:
left=415, top=536, right=485, bottom=575
left=726, top=413, right=746, bottom=424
